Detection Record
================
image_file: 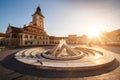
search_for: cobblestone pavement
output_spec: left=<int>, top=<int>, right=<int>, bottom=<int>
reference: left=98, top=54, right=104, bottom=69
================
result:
left=0, top=46, right=120, bottom=80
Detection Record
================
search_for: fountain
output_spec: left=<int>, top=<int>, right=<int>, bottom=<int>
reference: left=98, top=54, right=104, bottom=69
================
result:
left=41, top=40, right=84, bottom=60
left=14, top=39, right=116, bottom=71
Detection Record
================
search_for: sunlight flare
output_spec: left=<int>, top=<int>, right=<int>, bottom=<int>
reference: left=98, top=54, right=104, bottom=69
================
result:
left=88, top=26, right=102, bottom=38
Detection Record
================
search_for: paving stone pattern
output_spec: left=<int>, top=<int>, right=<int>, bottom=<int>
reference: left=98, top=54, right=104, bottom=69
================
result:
left=0, top=46, right=120, bottom=80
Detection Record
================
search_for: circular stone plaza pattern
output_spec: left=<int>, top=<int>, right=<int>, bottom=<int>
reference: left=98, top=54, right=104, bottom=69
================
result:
left=14, top=40, right=116, bottom=71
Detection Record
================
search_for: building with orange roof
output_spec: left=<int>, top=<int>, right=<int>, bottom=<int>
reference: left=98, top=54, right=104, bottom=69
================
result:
left=5, top=6, right=49, bottom=47
left=0, top=33, right=5, bottom=46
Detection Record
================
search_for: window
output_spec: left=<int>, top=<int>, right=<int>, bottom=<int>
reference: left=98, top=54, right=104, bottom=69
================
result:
left=6, top=35, right=10, bottom=38
left=43, top=37, right=45, bottom=40
left=30, top=42, right=33, bottom=45
left=40, top=37, right=43, bottom=39
left=25, top=42, right=28, bottom=45
left=18, top=35, right=22, bottom=38
left=31, top=29, right=33, bottom=32
left=39, top=37, right=41, bottom=39
left=30, top=35, right=32, bottom=38
left=25, top=35, right=28, bottom=38
left=34, top=36, right=37, bottom=39
left=46, top=37, right=49, bottom=40
left=0, top=41, right=3, bottom=45
left=33, top=24, right=37, bottom=26
left=37, top=42, right=39, bottom=44
left=12, top=34, right=17, bottom=38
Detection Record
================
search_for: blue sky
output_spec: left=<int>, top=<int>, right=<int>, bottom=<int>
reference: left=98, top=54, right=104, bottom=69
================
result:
left=0, top=0, right=120, bottom=36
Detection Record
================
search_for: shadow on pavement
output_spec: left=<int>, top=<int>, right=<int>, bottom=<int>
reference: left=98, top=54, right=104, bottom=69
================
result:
left=10, top=74, right=24, bottom=80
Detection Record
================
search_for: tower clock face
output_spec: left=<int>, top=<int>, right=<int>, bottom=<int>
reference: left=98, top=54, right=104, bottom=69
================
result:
left=36, top=15, right=39, bottom=20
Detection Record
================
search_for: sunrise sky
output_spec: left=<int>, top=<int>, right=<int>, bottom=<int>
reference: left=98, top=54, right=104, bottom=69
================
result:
left=0, top=0, right=120, bottom=36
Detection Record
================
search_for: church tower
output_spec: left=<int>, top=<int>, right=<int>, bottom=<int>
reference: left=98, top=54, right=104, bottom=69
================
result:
left=32, top=6, right=44, bottom=31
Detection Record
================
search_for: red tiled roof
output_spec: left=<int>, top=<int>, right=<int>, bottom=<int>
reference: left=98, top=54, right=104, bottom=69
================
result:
left=22, top=31, right=49, bottom=36
left=49, top=36, right=68, bottom=39
left=23, top=25, right=43, bottom=30
left=9, top=26, right=22, bottom=33
left=111, top=29, right=120, bottom=33
left=0, top=33, right=5, bottom=37
left=8, top=25, right=49, bottom=36
left=23, top=25, right=49, bottom=36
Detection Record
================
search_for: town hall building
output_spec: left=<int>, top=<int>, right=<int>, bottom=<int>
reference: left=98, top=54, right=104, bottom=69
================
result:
left=5, top=6, right=50, bottom=47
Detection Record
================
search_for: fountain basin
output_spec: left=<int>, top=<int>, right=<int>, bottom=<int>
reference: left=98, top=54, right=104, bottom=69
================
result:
left=41, top=50, right=84, bottom=60
left=14, top=46, right=116, bottom=71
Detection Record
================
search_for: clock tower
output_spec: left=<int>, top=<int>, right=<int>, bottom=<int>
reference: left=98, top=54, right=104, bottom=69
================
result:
left=32, top=6, right=44, bottom=31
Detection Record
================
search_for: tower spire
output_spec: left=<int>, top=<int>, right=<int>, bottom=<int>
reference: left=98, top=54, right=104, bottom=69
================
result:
left=34, top=6, right=44, bottom=17
left=31, top=6, right=44, bottom=30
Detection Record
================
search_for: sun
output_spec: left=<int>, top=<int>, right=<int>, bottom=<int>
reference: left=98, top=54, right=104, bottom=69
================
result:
left=88, top=26, right=102, bottom=38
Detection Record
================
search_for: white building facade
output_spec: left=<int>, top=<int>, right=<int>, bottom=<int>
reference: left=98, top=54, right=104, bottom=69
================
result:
left=5, top=6, right=49, bottom=47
